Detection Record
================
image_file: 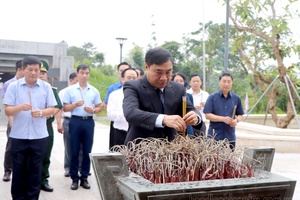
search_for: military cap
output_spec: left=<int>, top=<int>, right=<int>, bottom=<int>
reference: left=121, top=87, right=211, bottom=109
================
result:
left=41, top=60, right=49, bottom=73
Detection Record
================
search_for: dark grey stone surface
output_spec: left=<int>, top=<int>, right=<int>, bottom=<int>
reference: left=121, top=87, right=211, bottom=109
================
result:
left=116, top=171, right=296, bottom=200
left=243, top=146, right=275, bottom=172
left=90, top=153, right=129, bottom=200
left=91, top=153, right=296, bottom=200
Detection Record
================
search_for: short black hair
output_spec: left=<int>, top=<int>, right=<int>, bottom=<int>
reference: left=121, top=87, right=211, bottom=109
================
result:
left=145, top=47, right=174, bottom=66
left=22, top=56, right=41, bottom=69
left=134, top=67, right=145, bottom=76
left=117, top=62, right=131, bottom=70
left=15, top=60, right=22, bottom=71
left=69, top=72, right=77, bottom=80
left=77, top=64, right=90, bottom=72
left=219, top=72, right=233, bottom=81
left=171, top=72, right=188, bottom=87
left=190, top=73, right=202, bottom=81
left=121, top=68, right=138, bottom=78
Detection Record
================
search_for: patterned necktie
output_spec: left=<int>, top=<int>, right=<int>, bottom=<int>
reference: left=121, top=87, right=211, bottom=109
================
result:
left=156, top=88, right=164, bottom=113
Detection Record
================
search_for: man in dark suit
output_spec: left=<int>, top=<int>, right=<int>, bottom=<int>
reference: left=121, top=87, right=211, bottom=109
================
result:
left=123, top=47, right=203, bottom=144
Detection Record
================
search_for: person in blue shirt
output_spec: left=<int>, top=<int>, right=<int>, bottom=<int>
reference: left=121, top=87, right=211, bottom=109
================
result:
left=3, top=56, right=57, bottom=200
left=63, top=64, right=102, bottom=190
left=102, top=62, right=131, bottom=149
left=0, top=60, right=23, bottom=182
left=203, top=72, right=244, bottom=150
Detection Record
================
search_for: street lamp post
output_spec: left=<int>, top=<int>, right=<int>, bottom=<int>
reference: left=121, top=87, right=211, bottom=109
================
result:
left=116, top=37, right=127, bottom=63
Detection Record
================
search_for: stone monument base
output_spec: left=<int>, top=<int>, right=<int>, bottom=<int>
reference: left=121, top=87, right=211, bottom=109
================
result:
left=90, top=153, right=296, bottom=200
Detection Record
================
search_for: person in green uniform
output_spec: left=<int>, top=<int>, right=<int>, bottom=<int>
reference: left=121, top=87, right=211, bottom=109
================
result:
left=39, top=60, right=62, bottom=192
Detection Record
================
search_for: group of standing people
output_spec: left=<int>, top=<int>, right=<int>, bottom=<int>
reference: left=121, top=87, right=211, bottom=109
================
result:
left=0, top=47, right=244, bottom=199
left=106, top=47, right=244, bottom=150
left=1, top=56, right=101, bottom=199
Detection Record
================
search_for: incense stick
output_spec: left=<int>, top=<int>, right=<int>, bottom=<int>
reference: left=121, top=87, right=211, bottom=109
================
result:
left=182, top=96, right=187, bottom=137
left=28, top=90, right=33, bottom=122
left=232, top=105, right=237, bottom=119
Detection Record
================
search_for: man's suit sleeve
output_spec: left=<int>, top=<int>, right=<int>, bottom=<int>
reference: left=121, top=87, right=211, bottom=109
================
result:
left=123, top=81, right=159, bottom=130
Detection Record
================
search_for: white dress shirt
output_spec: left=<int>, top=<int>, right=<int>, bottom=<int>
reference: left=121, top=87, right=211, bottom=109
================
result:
left=187, top=88, right=209, bottom=121
left=59, top=87, right=71, bottom=118
left=107, top=88, right=128, bottom=131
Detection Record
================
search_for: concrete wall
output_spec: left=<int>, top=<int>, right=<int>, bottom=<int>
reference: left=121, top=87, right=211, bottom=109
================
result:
left=0, top=39, right=75, bottom=118
left=0, top=39, right=74, bottom=83
left=243, top=114, right=300, bottom=129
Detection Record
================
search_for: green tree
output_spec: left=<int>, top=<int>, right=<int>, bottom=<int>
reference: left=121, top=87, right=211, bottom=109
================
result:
left=183, top=21, right=248, bottom=93
left=126, top=44, right=144, bottom=68
left=94, top=52, right=105, bottom=66
left=229, top=0, right=300, bottom=128
left=68, top=42, right=105, bottom=68
left=161, top=41, right=184, bottom=72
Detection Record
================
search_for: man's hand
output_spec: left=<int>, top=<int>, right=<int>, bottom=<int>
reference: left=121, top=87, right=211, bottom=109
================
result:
left=162, top=115, right=186, bottom=132
left=223, top=116, right=233, bottom=125
left=183, top=111, right=199, bottom=126
left=57, top=124, right=64, bottom=133
left=230, top=119, right=238, bottom=127
left=75, top=100, right=84, bottom=107
left=31, top=110, right=42, bottom=118
left=84, top=106, right=94, bottom=114
left=19, top=103, right=32, bottom=111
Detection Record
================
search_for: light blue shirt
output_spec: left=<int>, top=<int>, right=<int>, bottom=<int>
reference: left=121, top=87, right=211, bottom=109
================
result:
left=1, top=76, right=17, bottom=99
left=3, top=78, right=57, bottom=139
left=63, top=83, right=102, bottom=116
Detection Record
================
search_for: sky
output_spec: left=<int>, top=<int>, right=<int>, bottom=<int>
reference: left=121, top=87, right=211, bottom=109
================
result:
left=0, top=0, right=299, bottom=66
left=0, top=0, right=227, bottom=65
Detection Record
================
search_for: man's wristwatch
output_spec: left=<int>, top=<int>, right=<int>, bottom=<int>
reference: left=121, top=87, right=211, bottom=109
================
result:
left=39, top=111, right=43, bottom=117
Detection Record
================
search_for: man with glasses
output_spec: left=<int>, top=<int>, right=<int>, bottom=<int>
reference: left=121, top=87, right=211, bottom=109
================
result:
left=122, top=47, right=203, bottom=144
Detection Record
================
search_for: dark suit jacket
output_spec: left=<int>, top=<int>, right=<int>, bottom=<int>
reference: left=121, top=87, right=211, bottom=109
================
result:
left=123, top=76, right=203, bottom=144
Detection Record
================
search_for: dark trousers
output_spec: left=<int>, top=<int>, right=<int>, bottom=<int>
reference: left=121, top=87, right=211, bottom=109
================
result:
left=41, top=124, right=54, bottom=185
left=113, top=128, right=127, bottom=146
left=109, top=121, right=115, bottom=149
left=69, top=117, right=94, bottom=182
left=63, top=118, right=83, bottom=172
left=3, top=123, right=12, bottom=173
left=11, top=137, right=48, bottom=200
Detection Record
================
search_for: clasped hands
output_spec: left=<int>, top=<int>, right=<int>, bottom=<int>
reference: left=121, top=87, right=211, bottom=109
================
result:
left=75, top=100, right=94, bottom=114
left=223, top=116, right=238, bottom=127
left=162, top=111, right=199, bottom=132
left=19, top=103, right=41, bottom=118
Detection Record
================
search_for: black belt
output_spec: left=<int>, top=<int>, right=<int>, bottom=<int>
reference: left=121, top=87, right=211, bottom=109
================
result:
left=64, top=117, right=71, bottom=120
left=71, top=115, right=93, bottom=120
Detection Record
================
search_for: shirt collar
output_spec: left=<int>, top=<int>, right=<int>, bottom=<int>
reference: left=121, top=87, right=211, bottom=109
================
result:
left=20, top=77, right=42, bottom=87
left=75, top=82, right=91, bottom=90
left=218, top=90, right=231, bottom=98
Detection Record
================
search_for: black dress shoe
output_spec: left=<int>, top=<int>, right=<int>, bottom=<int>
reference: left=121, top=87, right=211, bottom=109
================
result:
left=41, top=183, right=54, bottom=192
left=3, top=171, right=11, bottom=182
left=70, top=181, right=78, bottom=190
left=80, top=179, right=90, bottom=189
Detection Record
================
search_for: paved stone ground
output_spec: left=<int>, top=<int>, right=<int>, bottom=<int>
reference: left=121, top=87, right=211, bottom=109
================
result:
left=0, top=117, right=109, bottom=200
left=0, top=117, right=299, bottom=199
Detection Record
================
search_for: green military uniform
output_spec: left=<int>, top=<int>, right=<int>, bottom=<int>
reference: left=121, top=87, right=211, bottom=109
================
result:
left=41, top=87, right=62, bottom=185
left=39, top=60, right=63, bottom=188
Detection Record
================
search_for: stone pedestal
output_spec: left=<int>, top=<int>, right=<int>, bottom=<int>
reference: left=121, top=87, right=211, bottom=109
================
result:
left=243, top=146, right=275, bottom=172
left=90, top=153, right=296, bottom=200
